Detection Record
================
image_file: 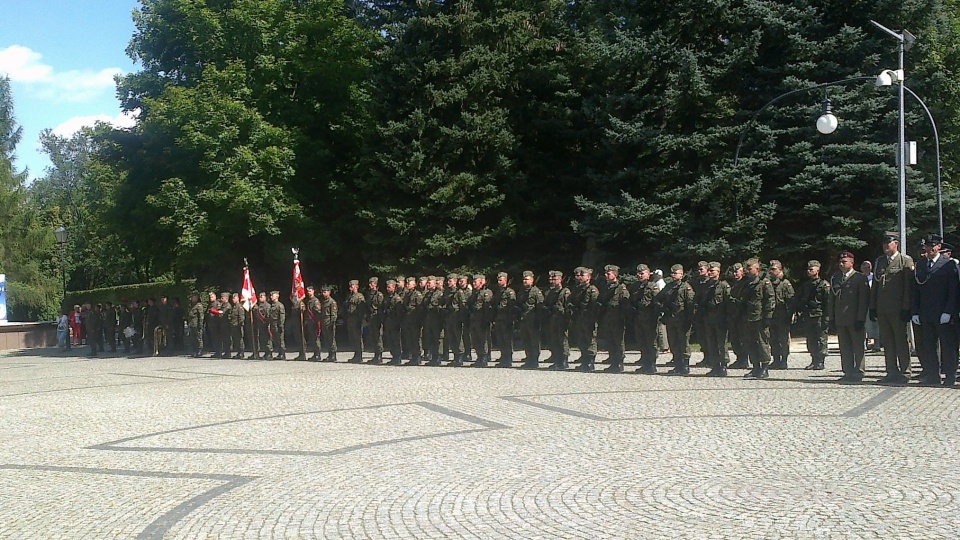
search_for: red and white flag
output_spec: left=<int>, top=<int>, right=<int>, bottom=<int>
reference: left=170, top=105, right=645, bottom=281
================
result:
left=241, top=265, right=256, bottom=311
left=292, top=250, right=305, bottom=302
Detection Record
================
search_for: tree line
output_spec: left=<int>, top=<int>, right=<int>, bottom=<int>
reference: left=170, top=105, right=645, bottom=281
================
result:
left=2, top=0, right=960, bottom=320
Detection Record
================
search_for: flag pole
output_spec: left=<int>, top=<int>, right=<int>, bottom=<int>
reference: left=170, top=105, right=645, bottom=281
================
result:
left=244, top=258, right=254, bottom=357
left=293, top=247, right=307, bottom=357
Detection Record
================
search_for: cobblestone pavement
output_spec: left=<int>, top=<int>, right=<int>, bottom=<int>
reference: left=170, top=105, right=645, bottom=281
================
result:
left=1, top=343, right=958, bottom=539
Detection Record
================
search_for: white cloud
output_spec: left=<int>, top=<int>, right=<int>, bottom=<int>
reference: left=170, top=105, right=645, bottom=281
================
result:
left=51, top=111, right=138, bottom=138
left=0, top=45, right=125, bottom=102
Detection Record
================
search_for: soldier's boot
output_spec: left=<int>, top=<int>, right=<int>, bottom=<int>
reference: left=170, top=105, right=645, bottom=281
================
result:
left=757, top=364, right=770, bottom=379
left=577, top=356, right=595, bottom=373
left=473, top=358, right=488, bottom=368
left=729, top=357, right=750, bottom=370
left=448, top=357, right=464, bottom=367
left=557, top=356, right=569, bottom=370
left=636, top=359, right=657, bottom=374
left=496, top=354, right=512, bottom=368
left=743, top=365, right=762, bottom=379
left=322, top=354, right=337, bottom=362
left=404, top=356, right=422, bottom=366
left=349, top=352, right=363, bottom=363
left=368, top=353, right=383, bottom=365
left=388, top=356, right=403, bottom=366
left=603, top=361, right=624, bottom=374
left=426, top=355, right=442, bottom=367
left=706, top=364, right=728, bottom=377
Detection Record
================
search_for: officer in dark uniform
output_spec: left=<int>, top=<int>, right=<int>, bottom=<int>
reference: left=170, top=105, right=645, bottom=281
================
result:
left=727, top=263, right=750, bottom=369
left=216, top=292, right=231, bottom=358
left=493, top=272, right=517, bottom=367
left=597, top=265, right=630, bottom=373
left=629, top=264, right=660, bottom=374
left=401, top=277, right=423, bottom=365
left=543, top=270, right=571, bottom=370
left=204, top=292, right=220, bottom=358
left=456, top=275, right=471, bottom=361
left=870, top=232, right=914, bottom=383
left=267, top=290, right=286, bottom=360
left=517, top=270, right=543, bottom=369
left=691, top=261, right=710, bottom=367
left=251, top=291, right=270, bottom=359
left=442, top=274, right=464, bottom=365
left=384, top=279, right=404, bottom=365
left=911, top=234, right=959, bottom=386
left=741, top=258, right=775, bottom=380
left=319, top=285, right=338, bottom=361
left=658, top=264, right=696, bottom=375
left=303, top=286, right=323, bottom=360
left=699, top=261, right=732, bottom=376
left=571, top=267, right=599, bottom=372
left=829, top=251, right=870, bottom=382
left=228, top=292, right=246, bottom=358
left=365, top=278, right=385, bottom=364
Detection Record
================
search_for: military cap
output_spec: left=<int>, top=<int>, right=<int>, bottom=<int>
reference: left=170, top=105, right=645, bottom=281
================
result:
left=220, top=291, right=230, bottom=298
left=942, top=242, right=954, bottom=253
left=730, top=263, right=743, bottom=271
left=670, top=264, right=684, bottom=273
left=744, top=258, right=760, bottom=267
left=369, top=277, right=379, bottom=284
left=920, top=233, right=943, bottom=247
left=472, top=273, right=484, bottom=280
left=583, top=267, right=594, bottom=275
left=882, top=231, right=900, bottom=243
left=497, top=272, right=509, bottom=279
left=321, top=285, right=333, bottom=291
left=807, top=260, right=821, bottom=269
left=406, top=277, right=416, bottom=283
left=386, top=279, right=397, bottom=286
left=447, top=273, right=459, bottom=280
left=573, top=266, right=585, bottom=275
left=708, top=261, right=722, bottom=270
left=768, top=260, right=783, bottom=269
left=418, top=276, right=428, bottom=282
left=348, top=279, right=359, bottom=286
left=306, top=285, right=316, bottom=291
left=522, top=270, right=534, bottom=278
left=548, top=270, right=563, bottom=278
left=270, top=290, right=280, bottom=295
left=697, top=260, right=709, bottom=268
left=457, top=274, right=469, bottom=281
left=636, top=264, right=649, bottom=273
left=604, top=264, right=620, bottom=274
left=838, top=251, right=855, bottom=260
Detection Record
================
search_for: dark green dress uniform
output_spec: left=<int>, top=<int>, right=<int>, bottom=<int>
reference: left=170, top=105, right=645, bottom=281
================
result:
left=597, top=265, right=630, bottom=373
left=698, top=264, right=732, bottom=376
left=658, top=266, right=696, bottom=375
left=268, top=293, right=286, bottom=359
left=422, top=279, right=445, bottom=366
left=869, top=236, right=914, bottom=382
left=401, top=279, right=423, bottom=365
left=290, top=297, right=308, bottom=360
left=739, top=262, right=775, bottom=378
left=365, top=278, right=385, bottom=364
left=455, top=279, right=471, bottom=362
left=442, top=275, right=464, bottom=365
left=571, top=268, right=600, bottom=372
left=517, top=271, right=544, bottom=369
left=691, top=261, right=710, bottom=363
left=204, top=295, right=221, bottom=357
left=543, top=271, right=571, bottom=370
left=186, top=297, right=204, bottom=357
left=251, top=297, right=269, bottom=359
left=493, top=274, right=517, bottom=367
left=629, top=265, right=660, bottom=374
left=216, top=294, right=231, bottom=358
left=319, top=289, right=338, bottom=361
left=829, top=254, right=871, bottom=381
left=467, top=276, right=493, bottom=367
left=304, top=291, right=323, bottom=360
left=769, top=264, right=795, bottom=369
left=345, top=281, right=366, bottom=363
left=384, top=282, right=404, bottom=365
left=794, top=262, right=830, bottom=370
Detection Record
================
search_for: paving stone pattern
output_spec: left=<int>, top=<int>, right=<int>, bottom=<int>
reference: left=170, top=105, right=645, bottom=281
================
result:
left=0, top=345, right=958, bottom=539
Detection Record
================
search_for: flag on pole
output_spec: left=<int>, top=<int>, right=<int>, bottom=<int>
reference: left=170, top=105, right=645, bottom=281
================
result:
left=292, top=248, right=305, bottom=301
left=241, top=260, right=256, bottom=311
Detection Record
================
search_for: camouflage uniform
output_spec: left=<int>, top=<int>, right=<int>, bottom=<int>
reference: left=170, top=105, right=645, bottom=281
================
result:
left=493, top=273, right=517, bottom=367
left=597, top=265, right=630, bottom=372
left=542, top=271, right=572, bottom=370
left=571, top=267, right=599, bottom=372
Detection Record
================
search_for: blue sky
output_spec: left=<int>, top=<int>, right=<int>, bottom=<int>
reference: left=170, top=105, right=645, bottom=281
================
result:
left=1, top=0, right=140, bottom=180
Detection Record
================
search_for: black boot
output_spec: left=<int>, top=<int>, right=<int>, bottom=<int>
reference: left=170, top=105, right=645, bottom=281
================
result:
left=729, top=358, right=750, bottom=370
left=706, top=365, right=728, bottom=377
left=368, top=354, right=383, bottom=365
left=756, top=364, right=770, bottom=379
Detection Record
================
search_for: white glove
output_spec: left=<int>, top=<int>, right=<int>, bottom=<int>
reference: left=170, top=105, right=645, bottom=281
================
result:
left=911, top=315, right=920, bottom=325
left=940, top=313, right=952, bottom=324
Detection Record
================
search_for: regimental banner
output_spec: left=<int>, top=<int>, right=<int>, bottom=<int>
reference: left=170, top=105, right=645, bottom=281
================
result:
left=0, top=274, right=7, bottom=322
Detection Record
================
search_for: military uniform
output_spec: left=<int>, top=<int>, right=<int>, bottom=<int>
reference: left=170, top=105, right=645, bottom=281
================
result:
left=629, top=264, right=660, bottom=374
left=442, top=275, right=465, bottom=365
left=829, top=253, right=870, bottom=381
left=345, top=281, right=366, bottom=363
left=571, top=267, right=599, bottom=372
left=251, top=297, right=270, bottom=359
left=543, top=271, right=571, bottom=370
left=365, top=278, right=385, bottom=363
left=303, top=291, right=323, bottom=360
left=870, top=234, right=914, bottom=382
left=493, top=273, right=517, bottom=367
left=131, top=302, right=145, bottom=354
left=794, top=262, right=830, bottom=370
left=597, top=265, right=630, bottom=373
left=215, top=295, right=231, bottom=358
left=658, top=265, right=696, bottom=375
left=698, top=263, right=732, bottom=376
left=103, top=303, right=118, bottom=352
left=691, top=261, right=711, bottom=366
left=204, top=295, right=222, bottom=357
left=119, top=304, right=133, bottom=354
left=769, top=263, right=795, bottom=369
left=517, top=271, right=543, bottom=369
left=727, top=265, right=749, bottom=369
left=739, top=260, right=775, bottom=379
left=228, top=298, right=246, bottom=358
left=467, top=276, right=493, bottom=367
left=422, top=278, right=445, bottom=365
left=319, top=288, right=338, bottom=361
left=400, top=279, right=423, bottom=365
left=268, top=293, right=286, bottom=359
left=83, top=305, right=102, bottom=356
left=187, top=297, right=205, bottom=357
left=384, top=281, right=404, bottom=364
left=911, top=234, right=959, bottom=386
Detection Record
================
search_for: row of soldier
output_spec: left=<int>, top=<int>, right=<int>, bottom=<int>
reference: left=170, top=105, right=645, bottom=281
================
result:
left=69, top=230, right=955, bottom=386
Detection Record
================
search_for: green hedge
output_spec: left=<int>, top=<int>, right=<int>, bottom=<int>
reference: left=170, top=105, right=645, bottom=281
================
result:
left=65, top=280, right=198, bottom=308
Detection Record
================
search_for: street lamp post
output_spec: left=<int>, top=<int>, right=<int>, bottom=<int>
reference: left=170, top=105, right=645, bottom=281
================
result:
left=54, top=225, right=68, bottom=309
left=871, top=20, right=915, bottom=250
